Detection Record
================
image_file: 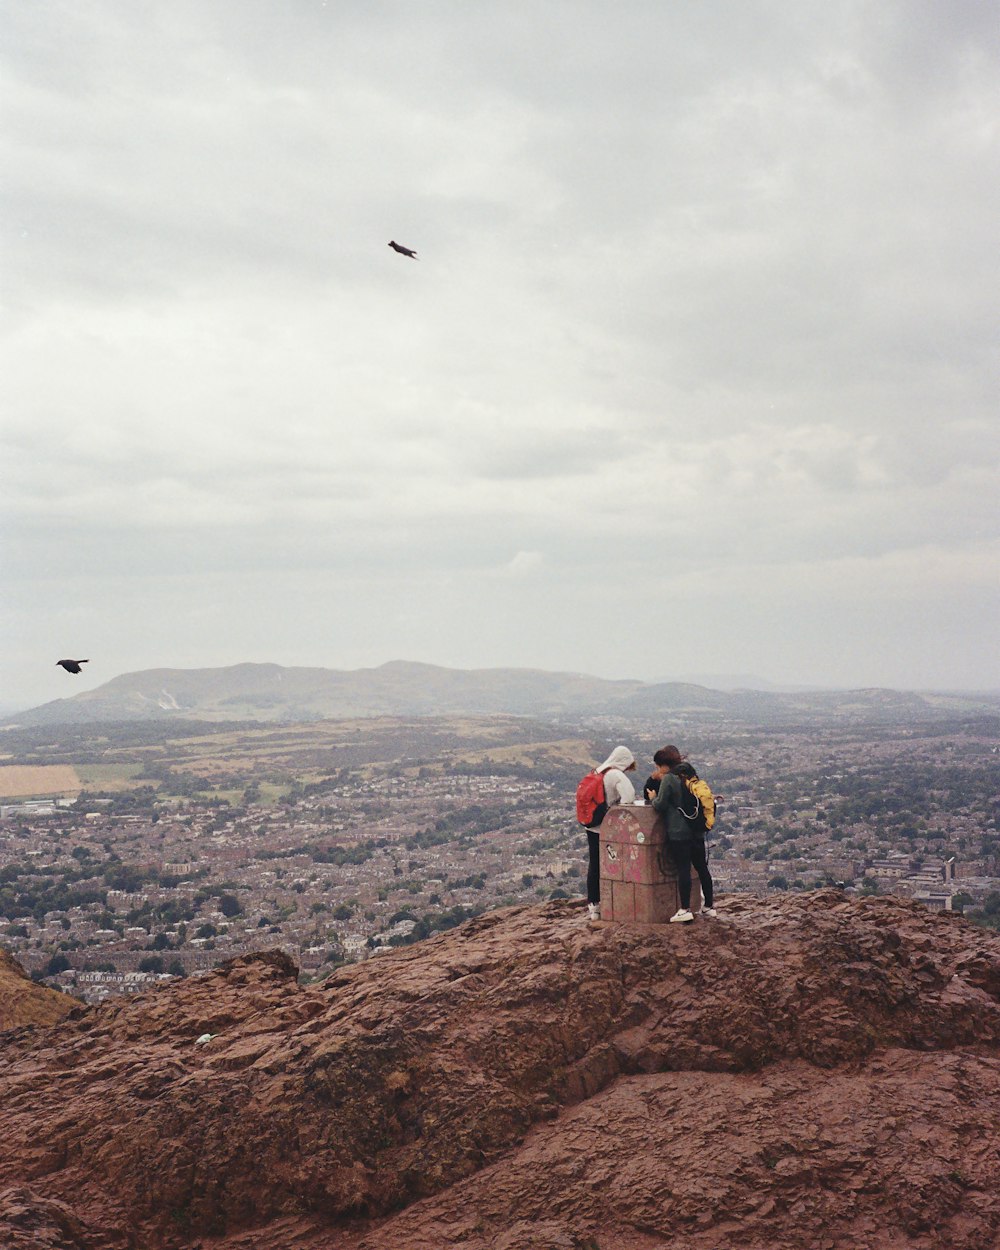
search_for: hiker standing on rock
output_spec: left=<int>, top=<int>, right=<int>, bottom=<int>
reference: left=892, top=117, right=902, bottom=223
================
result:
left=581, top=746, right=636, bottom=922
left=651, top=745, right=716, bottom=924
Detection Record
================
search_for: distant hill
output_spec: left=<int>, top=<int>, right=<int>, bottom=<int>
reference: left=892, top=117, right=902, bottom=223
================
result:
left=8, top=661, right=643, bottom=725
left=6, top=660, right=999, bottom=727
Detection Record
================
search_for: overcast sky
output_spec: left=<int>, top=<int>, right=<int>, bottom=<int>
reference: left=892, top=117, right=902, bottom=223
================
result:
left=2, top=0, right=998, bottom=711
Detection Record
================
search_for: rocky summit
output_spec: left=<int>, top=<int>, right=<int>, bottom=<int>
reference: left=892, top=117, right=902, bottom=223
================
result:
left=1, top=891, right=999, bottom=1250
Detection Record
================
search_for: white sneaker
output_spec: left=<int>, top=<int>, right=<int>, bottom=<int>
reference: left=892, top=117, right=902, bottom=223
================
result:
left=587, top=903, right=601, bottom=922
left=701, top=906, right=717, bottom=918
left=669, top=908, right=694, bottom=924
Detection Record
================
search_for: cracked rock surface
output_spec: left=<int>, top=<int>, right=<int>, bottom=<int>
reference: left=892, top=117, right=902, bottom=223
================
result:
left=1, top=890, right=998, bottom=1249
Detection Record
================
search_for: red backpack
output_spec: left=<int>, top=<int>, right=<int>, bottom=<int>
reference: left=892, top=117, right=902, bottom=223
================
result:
left=576, top=771, right=608, bottom=827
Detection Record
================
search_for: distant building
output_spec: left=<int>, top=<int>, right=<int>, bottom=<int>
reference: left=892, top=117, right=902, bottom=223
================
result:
left=107, top=890, right=149, bottom=911
left=913, top=890, right=953, bottom=912
left=1, top=801, right=58, bottom=819
left=867, top=854, right=912, bottom=879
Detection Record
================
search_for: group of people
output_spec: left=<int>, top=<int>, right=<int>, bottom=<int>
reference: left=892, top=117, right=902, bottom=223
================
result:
left=583, top=744, right=715, bottom=925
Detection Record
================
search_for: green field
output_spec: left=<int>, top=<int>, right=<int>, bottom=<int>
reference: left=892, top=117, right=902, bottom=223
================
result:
left=74, top=763, right=149, bottom=790
left=1, top=716, right=592, bottom=801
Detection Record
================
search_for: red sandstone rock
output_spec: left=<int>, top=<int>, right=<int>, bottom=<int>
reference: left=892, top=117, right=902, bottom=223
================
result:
left=0, top=947, right=76, bottom=1032
left=0, top=891, right=998, bottom=1249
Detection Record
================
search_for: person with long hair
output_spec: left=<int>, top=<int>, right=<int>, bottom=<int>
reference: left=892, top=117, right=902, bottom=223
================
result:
left=650, top=744, right=716, bottom=923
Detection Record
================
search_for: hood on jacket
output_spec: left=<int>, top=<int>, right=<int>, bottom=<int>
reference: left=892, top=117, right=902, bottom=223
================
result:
left=597, top=745, right=635, bottom=774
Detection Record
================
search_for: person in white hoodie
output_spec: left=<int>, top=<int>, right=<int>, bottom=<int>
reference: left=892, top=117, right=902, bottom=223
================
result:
left=584, top=745, right=637, bottom=921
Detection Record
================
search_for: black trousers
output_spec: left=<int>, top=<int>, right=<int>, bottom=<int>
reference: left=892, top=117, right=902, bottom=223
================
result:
left=586, top=829, right=601, bottom=904
left=668, top=837, right=713, bottom=910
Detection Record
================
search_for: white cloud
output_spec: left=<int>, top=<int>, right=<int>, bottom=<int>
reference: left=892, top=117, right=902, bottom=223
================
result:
left=499, top=551, right=544, bottom=579
left=1, top=1, right=997, bottom=707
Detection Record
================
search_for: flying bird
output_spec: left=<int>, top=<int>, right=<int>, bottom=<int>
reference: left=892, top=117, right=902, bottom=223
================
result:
left=388, top=240, right=418, bottom=259
left=56, top=659, right=89, bottom=674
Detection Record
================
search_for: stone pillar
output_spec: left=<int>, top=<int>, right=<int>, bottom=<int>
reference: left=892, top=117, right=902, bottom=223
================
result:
left=599, top=803, right=702, bottom=923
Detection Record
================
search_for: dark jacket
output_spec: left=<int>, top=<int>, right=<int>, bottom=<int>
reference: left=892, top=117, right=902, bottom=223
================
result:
left=652, top=770, right=694, bottom=842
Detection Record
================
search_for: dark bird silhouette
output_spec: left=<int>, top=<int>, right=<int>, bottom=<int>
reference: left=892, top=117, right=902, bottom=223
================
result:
left=56, top=659, right=89, bottom=674
left=388, top=240, right=418, bottom=259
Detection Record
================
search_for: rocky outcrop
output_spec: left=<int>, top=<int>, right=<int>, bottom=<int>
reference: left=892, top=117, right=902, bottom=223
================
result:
left=0, top=891, right=998, bottom=1249
left=0, top=947, right=76, bottom=1032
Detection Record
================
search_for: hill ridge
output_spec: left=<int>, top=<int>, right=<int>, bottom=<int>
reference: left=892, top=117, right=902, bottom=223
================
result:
left=9, top=660, right=999, bottom=727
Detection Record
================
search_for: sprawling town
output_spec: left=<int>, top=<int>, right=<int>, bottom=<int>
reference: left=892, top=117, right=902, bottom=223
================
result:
left=2, top=711, right=998, bottom=1003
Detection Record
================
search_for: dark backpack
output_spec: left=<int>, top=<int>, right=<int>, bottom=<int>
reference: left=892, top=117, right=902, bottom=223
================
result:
left=677, top=774, right=715, bottom=835
left=575, top=771, right=608, bottom=828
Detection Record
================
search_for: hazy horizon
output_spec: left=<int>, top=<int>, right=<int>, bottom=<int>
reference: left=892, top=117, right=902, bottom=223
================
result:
left=3, top=2, right=997, bottom=713
left=3, top=656, right=999, bottom=722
